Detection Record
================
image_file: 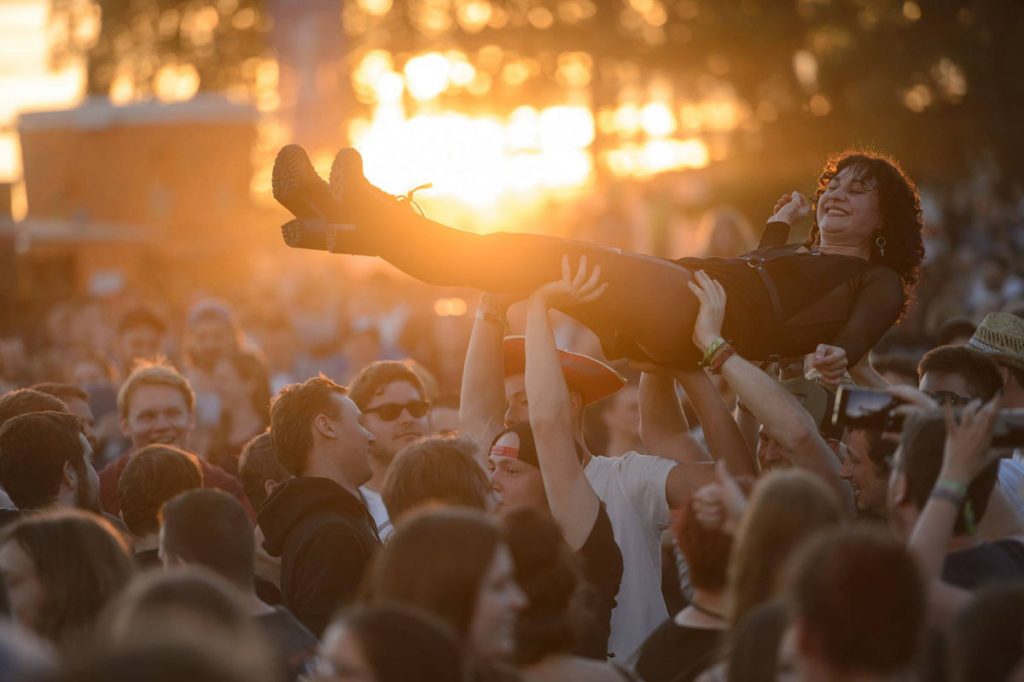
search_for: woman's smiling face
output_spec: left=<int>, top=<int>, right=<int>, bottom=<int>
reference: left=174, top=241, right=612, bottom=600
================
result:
left=816, top=165, right=883, bottom=246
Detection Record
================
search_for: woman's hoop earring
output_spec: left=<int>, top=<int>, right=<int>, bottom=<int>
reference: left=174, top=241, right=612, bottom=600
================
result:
left=875, top=233, right=887, bottom=257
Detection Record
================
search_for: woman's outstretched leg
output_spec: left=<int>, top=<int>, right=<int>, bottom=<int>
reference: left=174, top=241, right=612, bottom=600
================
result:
left=276, top=146, right=701, bottom=365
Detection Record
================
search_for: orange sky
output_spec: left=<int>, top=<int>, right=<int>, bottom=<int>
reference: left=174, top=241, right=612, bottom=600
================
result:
left=0, top=0, right=86, bottom=183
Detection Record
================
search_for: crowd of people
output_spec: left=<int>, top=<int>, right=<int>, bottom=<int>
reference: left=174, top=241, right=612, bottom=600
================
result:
left=0, top=146, right=1022, bottom=682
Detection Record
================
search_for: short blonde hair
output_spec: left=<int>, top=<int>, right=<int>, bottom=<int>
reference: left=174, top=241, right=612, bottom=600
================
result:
left=117, top=362, right=195, bottom=419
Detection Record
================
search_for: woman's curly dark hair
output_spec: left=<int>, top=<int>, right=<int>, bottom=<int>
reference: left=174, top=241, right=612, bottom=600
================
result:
left=502, top=507, right=583, bottom=665
left=805, top=150, right=925, bottom=317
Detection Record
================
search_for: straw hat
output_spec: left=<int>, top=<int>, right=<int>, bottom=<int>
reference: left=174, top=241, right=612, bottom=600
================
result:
left=502, top=336, right=626, bottom=406
left=968, top=312, right=1024, bottom=371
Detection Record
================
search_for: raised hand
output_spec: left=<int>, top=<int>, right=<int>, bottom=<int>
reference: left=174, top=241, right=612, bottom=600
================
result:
left=692, top=461, right=748, bottom=534
left=686, top=270, right=727, bottom=352
left=940, top=397, right=1000, bottom=485
left=769, top=191, right=811, bottom=226
left=810, top=344, right=848, bottom=385
left=532, top=254, right=608, bottom=309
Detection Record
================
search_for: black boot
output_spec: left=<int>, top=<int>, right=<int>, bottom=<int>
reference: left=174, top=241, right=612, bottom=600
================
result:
left=324, top=147, right=432, bottom=257
left=272, top=145, right=335, bottom=251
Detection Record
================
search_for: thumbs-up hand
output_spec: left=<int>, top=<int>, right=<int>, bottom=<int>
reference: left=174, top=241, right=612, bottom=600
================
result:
left=692, top=461, right=749, bottom=535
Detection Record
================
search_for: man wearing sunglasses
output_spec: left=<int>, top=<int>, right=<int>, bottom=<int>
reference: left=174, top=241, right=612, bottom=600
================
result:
left=348, top=362, right=431, bottom=542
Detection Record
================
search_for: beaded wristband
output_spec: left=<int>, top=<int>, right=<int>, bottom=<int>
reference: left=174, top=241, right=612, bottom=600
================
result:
left=700, top=337, right=727, bottom=367
left=703, top=339, right=732, bottom=368
left=930, top=479, right=968, bottom=507
left=709, top=346, right=736, bottom=374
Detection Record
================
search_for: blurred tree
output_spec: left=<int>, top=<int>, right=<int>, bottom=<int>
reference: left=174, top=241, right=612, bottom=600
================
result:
left=50, top=0, right=271, bottom=100
left=48, top=0, right=1024, bottom=184
left=333, top=0, right=1024, bottom=184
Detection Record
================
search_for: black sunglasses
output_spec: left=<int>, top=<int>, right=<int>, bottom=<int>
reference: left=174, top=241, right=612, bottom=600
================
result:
left=926, top=390, right=971, bottom=408
left=363, top=400, right=431, bottom=421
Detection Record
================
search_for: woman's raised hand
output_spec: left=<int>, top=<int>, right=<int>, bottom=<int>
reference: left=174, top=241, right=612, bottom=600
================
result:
left=769, top=191, right=811, bottom=226
left=686, top=270, right=727, bottom=352
left=532, top=254, right=609, bottom=309
left=810, top=344, right=848, bottom=385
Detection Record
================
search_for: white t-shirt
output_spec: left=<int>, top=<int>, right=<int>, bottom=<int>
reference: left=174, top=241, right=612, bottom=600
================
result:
left=359, top=485, right=393, bottom=542
left=584, top=451, right=677, bottom=660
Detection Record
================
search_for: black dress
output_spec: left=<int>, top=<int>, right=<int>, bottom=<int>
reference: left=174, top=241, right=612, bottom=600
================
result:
left=328, top=195, right=907, bottom=367
left=676, top=239, right=903, bottom=366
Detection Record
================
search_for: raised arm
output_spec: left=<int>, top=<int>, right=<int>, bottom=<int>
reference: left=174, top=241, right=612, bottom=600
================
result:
left=674, top=368, right=757, bottom=477
left=638, top=370, right=710, bottom=464
left=688, top=270, right=853, bottom=510
left=830, top=267, right=904, bottom=368
left=908, top=400, right=1000, bottom=620
left=525, top=256, right=605, bottom=551
left=460, top=294, right=517, bottom=466
left=849, top=353, right=890, bottom=389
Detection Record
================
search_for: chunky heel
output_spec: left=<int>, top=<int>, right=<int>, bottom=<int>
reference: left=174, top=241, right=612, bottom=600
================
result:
left=281, top=218, right=331, bottom=251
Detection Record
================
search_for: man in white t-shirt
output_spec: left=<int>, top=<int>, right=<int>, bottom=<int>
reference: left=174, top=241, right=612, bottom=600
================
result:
left=347, top=361, right=431, bottom=542
left=461, top=295, right=733, bottom=659
left=582, top=449, right=677, bottom=657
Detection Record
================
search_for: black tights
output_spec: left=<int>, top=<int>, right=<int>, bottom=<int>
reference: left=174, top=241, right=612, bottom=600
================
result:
left=354, top=216, right=702, bottom=365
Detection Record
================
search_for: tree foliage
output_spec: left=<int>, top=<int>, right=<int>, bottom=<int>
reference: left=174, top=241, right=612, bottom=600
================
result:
left=48, top=0, right=1024, bottom=185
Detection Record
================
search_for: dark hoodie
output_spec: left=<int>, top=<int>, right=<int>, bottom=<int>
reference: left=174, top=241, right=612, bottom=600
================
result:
left=258, top=477, right=380, bottom=636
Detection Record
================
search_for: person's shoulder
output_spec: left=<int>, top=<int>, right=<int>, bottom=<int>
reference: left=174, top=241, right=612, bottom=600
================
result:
left=618, top=451, right=679, bottom=473
left=200, top=458, right=242, bottom=485
left=861, top=261, right=902, bottom=283
left=639, top=616, right=679, bottom=646
left=1000, top=458, right=1024, bottom=478
left=591, top=451, right=675, bottom=467
left=99, top=451, right=129, bottom=477
left=302, top=513, right=369, bottom=542
left=587, top=452, right=676, bottom=482
left=290, top=518, right=375, bottom=569
left=259, top=606, right=318, bottom=640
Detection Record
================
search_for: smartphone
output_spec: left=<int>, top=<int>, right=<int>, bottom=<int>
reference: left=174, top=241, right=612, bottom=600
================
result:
left=832, top=386, right=904, bottom=431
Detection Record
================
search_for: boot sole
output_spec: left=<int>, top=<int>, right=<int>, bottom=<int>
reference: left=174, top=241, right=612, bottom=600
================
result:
left=281, top=218, right=357, bottom=252
left=272, top=145, right=325, bottom=220
left=273, top=143, right=353, bottom=224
